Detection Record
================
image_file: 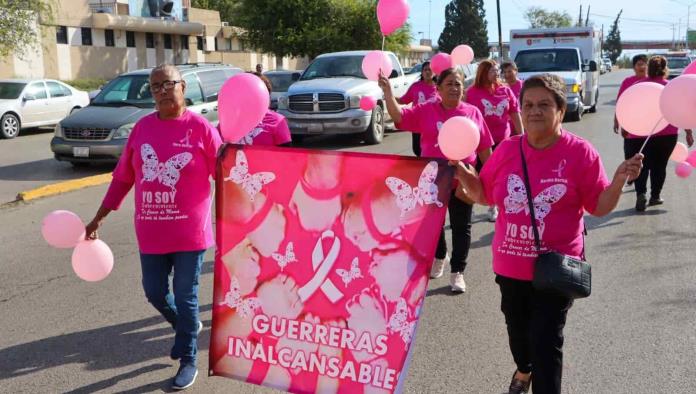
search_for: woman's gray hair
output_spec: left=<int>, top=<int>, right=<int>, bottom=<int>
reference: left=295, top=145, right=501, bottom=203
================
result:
left=150, top=63, right=182, bottom=80
left=520, top=74, right=567, bottom=112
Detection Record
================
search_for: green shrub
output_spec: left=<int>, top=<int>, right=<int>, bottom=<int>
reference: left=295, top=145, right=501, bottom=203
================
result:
left=61, top=78, right=108, bottom=92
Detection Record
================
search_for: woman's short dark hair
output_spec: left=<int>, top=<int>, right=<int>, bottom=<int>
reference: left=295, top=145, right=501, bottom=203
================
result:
left=436, top=68, right=463, bottom=86
left=632, top=54, right=648, bottom=66
left=419, top=61, right=431, bottom=81
left=648, top=55, right=668, bottom=78
left=501, top=61, right=518, bottom=71
left=520, top=74, right=567, bottom=112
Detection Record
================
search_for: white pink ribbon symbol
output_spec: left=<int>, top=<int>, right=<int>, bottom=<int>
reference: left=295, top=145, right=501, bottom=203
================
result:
left=298, top=230, right=344, bottom=303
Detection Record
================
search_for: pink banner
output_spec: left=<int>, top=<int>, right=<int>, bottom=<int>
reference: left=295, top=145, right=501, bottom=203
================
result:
left=210, top=145, right=453, bottom=393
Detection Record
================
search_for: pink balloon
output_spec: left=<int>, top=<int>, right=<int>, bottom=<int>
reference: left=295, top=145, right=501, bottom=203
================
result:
left=41, top=210, right=85, bottom=249
left=362, top=51, right=393, bottom=81
left=675, top=162, right=693, bottom=178
left=376, top=0, right=410, bottom=36
left=687, top=150, right=696, bottom=167
left=451, top=45, right=475, bottom=66
left=616, top=82, right=668, bottom=136
left=659, top=75, right=696, bottom=129
left=218, top=73, right=269, bottom=143
left=72, top=239, right=114, bottom=282
left=684, top=60, right=696, bottom=75
left=359, top=96, right=377, bottom=111
left=437, top=116, right=481, bottom=160
left=670, top=142, right=689, bottom=162
left=430, top=53, right=453, bottom=75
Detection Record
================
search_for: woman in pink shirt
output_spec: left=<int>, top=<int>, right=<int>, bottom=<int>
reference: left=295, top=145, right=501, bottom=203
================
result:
left=84, top=64, right=222, bottom=390
left=234, top=73, right=292, bottom=146
left=623, top=56, right=694, bottom=211
left=467, top=59, right=524, bottom=222
left=398, top=61, right=438, bottom=157
left=453, top=74, right=643, bottom=394
left=502, top=60, right=523, bottom=100
left=379, top=68, right=494, bottom=293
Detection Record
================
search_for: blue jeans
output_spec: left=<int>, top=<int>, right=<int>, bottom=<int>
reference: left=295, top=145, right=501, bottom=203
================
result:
left=140, top=250, right=205, bottom=364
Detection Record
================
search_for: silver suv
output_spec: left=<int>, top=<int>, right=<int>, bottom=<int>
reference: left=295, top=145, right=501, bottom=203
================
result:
left=51, top=63, right=242, bottom=166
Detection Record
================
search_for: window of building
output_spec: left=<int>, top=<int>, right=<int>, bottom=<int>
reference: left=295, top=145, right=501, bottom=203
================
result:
left=214, top=38, right=219, bottom=52
left=164, top=34, right=172, bottom=49
left=126, top=31, right=135, bottom=48
left=56, top=26, right=68, bottom=44
left=146, top=33, right=154, bottom=49
left=81, top=27, right=92, bottom=46
left=196, top=36, right=203, bottom=51
left=181, top=35, right=189, bottom=50
left=105, top=29, right=115, bottom=47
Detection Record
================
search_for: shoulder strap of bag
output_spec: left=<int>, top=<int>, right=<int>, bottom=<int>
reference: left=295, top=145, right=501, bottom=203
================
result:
left=519, top=137, right=542, bottom=252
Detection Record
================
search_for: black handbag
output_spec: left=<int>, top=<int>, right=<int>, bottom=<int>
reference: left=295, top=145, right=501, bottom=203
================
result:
left=518, top=138, right=591, bottom=299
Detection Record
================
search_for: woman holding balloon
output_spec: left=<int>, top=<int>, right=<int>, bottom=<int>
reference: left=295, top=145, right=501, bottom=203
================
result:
left=84, top=64, right=222, bottom=390
left=453, top=74, right=643, bottom=394
left=398, top=61, right=438, bottom=157
left=379, top=67, right=494, bottom=293
left=466, top=60, right=524, bottom=222
left=623, top=55, right=693, bottom=212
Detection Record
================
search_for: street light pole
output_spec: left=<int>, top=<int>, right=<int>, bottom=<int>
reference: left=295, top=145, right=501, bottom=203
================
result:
left=428, top=0, right=432, bottom=40
left=497, top=0, right=503, bottom=59
left=670, top=0, right=696, bottom=50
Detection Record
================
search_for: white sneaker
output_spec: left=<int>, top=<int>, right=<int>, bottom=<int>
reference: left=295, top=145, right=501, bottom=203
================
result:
left=450, top=272, right=466, bottom=293
left=430, top=254, right=449, bottom=279
left=488, top=206, right=499, bottom=222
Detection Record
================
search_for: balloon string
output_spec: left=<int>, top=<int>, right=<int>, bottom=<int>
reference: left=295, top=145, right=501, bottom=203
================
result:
left=382, top=35, right=385, bottom=51
left=624, top=117, right=664, bottom=186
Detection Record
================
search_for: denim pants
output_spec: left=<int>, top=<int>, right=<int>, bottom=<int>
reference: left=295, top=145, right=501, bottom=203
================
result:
left=140, top=250, right=205, bottom=364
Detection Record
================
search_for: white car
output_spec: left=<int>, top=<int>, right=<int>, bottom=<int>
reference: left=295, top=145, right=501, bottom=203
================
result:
left=0, top=79, right=89, bottom=139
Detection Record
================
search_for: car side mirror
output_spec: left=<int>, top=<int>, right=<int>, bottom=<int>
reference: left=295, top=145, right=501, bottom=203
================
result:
left=185, top=98, right=194, bottom=106
left=585, top=61, right=598, bottom=72
left=389, top=70, right=399, bottom=79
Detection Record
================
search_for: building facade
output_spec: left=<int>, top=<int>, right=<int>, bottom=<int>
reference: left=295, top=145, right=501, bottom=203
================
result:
left=0, top=0, right=309, bottom=81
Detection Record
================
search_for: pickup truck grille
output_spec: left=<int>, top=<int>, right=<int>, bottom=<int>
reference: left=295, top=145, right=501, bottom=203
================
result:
left=289, top=93, right=347, bottom=113
left=63, top=127, right=112, bottom=140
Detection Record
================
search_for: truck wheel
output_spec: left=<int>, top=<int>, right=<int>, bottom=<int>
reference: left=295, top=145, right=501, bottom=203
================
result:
left=1, top=113, right=20, bottom=139
left=567, top=104, right=583, bottom=122
left=588, top=89, right=599, bottom=113
left=363, top=105, right=384, bottom=145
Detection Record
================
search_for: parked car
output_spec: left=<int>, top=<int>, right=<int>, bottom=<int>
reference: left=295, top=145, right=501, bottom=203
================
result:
left=665, top=55, right=691, bottom=79
left=263, top=70, right=302, bottom=110
left=51, top=63, right=242, bottom=166
left=0, top=79, right=89, bottom=139
left=602, top=57, right=612, bottom=72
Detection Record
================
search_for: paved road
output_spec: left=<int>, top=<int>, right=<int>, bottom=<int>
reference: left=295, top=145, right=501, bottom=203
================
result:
left=1, top=70, right=695, bottom=393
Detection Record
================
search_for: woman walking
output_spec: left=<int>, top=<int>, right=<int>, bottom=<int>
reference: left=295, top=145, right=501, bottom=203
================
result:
left=398, top=61, right=438, bottom=157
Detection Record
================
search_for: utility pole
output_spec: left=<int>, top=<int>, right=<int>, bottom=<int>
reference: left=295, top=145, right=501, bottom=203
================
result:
left=497, top=0, right=503, bottom=59
left=428, top=0, right=432, bottom=40
left=578, top=5, right=583, bottom=27
left=585, top=5, right=591, bottom=26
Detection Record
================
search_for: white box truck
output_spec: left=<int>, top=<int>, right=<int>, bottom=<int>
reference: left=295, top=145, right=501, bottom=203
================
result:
left=509, top=27, right=601, bottom=121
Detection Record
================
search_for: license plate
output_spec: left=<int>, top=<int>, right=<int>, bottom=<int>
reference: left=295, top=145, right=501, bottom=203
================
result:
left=73, top=147, right=89, bottom=157
left=307, top=124, right=323, bottom=133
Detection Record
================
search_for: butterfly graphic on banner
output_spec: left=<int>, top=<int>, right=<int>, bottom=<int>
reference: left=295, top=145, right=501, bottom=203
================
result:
left=482, top=98, right=509, bottom=117
left=219, top=276, right=262, bottom=319
left=141, top=143, right=192, bottom=190
left=238, top=127, right=266, bottom=145
left=336, top=258, right=362, bottom=287
left=388, top=298, right=416, bottom=348
left=386, top=161, right=444, bottom=217
left=272, top=242, right=297, bottom=272
left=225, top=150, right=276, bottom=201
left=504, top=174, right=567, bottom=231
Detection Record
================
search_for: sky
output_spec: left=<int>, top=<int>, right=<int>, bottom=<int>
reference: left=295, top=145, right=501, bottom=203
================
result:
left=407, top=0, right=696, bottom=45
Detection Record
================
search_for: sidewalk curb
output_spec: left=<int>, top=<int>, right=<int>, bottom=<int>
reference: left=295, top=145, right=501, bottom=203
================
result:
left=16, top=173, right=113, bottom=202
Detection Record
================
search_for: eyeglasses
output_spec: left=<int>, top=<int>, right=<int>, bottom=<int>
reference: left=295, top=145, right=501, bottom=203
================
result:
left=150, top=80, right=182, bottom=93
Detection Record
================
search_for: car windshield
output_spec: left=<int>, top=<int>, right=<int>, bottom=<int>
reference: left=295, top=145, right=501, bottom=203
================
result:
left=91, top=75, right=154, bottom=108
left=265, top=73, right=297, bottom=92
left=667, top=57, right=690, bottom=68
left=300, top=56, right=365, bottom=80
left=0, top=82, right=27, bottom=99
left=407, top=63, right=422, bottom=74
left=515, top=49, right=580, bottom=72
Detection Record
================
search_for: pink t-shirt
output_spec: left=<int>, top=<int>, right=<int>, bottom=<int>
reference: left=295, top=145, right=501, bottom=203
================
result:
left=479, top=131, right=611, bottom=281
left=103, top=110, right=222, bottom=254
left=400, top=80, right=438, bottom=106
left=624, top=78, right=678, bottom=139
left=236, top=110, right=292, bottom=146
left=466, top=84, right=520, bottom=144
left=396, top=98, right=494, bottom=165
left=506, top=79, right=524, bottom=100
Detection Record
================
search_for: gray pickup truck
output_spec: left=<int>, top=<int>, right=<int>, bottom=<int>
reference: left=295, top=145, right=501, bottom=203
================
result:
left=277, top=50, right=417, bottom=144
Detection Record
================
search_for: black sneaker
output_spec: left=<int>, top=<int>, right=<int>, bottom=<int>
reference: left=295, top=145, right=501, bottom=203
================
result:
left=636, top=194, right=647, bottom=212
left=508, top=370, right=531, bottom=394
left=649, top=197, right=664, bottom=206
left=172, top=362, right=198, bottom=390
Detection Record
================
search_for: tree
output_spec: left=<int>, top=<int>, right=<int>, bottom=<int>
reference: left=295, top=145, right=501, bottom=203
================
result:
left=0, top=0, right=51, bottom=58
left=604, top=10, right=622, bottom=63
left=524, top=7, right=573, bottom=28
left=223, top=0, right=410, bottom=60
left=438, top=0, right=489, bottom=58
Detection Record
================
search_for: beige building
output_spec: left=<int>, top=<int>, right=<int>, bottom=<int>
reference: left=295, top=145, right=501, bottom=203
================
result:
left=0, top=0, right=308, bottom=81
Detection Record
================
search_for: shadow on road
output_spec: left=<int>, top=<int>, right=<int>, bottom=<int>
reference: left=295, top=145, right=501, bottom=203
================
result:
left=64, top=363, right=172, bottom=394
left=0, top=159, right=113, bottom=182
left=425, top=285, right=460, bottom=297
left=585, top=207, right=667, bottom=230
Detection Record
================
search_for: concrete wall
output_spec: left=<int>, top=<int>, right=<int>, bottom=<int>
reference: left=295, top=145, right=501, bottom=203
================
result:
left=70, top=46, right=128, bottom=79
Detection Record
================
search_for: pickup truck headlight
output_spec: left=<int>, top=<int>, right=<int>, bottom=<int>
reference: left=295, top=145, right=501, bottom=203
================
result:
left=277, top=95, right=289, bottom=110
left=54, top=123, right=63, bottom=138
left=112, top=123, right=135, bottom=139
left=566, top=84, right=580, bottom=94
left=349, top=95, right=364, bottom=109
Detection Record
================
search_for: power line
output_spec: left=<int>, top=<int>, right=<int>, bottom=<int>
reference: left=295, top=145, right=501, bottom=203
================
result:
left=590, top=12, right=674, bottom=26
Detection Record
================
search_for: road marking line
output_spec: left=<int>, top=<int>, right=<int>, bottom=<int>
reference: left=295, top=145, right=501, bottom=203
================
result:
left=16, top=173, right=113, bottom=202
